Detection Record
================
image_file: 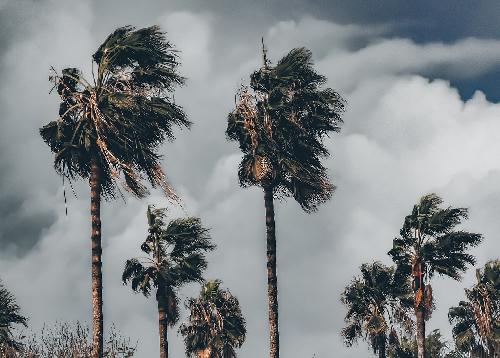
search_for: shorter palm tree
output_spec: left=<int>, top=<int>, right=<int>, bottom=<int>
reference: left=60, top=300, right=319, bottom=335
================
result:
left=341, top=262, right=414, bottom=358
left=0, top=280, right=27, bottom=354
left=448, top=259, right=499, bottom=357
left=180, top=280, right=247, bottom=358
left=388, top=194, right=482, bottom=358
left=122, top=205, right=215, bottom=358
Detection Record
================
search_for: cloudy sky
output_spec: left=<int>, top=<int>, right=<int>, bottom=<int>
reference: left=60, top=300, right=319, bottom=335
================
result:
left=1, top=0, right=500, bottom=357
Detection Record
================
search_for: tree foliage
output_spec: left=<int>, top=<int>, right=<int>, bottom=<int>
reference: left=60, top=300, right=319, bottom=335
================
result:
left=388, top=194, right=482, bottom=313
left=448, top=259, right=500, bottom=357
left=0, top=280, right=27, bottom=353
left=122, top=205, right=215, bottom=326
left=226, top=46, right=345, bottom=211
left=180, top=280, right=247, bottom=358
left=40, top=25, right=189, bottom=199
left=341, top=262, right=414, bottom=356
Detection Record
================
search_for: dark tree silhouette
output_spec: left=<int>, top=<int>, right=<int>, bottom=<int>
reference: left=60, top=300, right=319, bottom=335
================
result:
left=0, top=280, right=27, bottom=354
left=122, top=206, right=215, bottom=358
left=180, top=280, right=247, bottom=358
left=341, top=262, right=413, bottom=358
left=40, top=25, right=188, bottom=357
left=388, top=194, right=482, bottom=358
left=448, top=259, right=499, bottom=357
left=226, top=42, right=345, bottom=358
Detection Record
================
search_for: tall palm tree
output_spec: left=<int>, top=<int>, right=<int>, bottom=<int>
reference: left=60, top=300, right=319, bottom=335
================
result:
left=40, top=25, right=188, bottom=357
left=180, top=280, right=247, bottom=358
left=341, top=262, right=414, bottom=358
left=122, top=205, right=215, bottom=358
left=226, top=42, right=345, bottom=358
left=388, top=194, right=482, bottom=358
left=448, top=259, right=499, bottom=357
left=0, top=280, right=27, bottom=354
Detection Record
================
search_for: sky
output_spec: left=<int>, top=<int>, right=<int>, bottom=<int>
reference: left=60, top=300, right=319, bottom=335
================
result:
left=0, top=0, right=500, bottom=357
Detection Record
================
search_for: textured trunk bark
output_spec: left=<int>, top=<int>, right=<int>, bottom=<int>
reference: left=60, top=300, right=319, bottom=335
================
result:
left=264, top=187, right=279, bottom=358
left=378, top=337, right=386, bottom=358
left=158, top=287, right=169, bottom=358
left=90, top=156, right=104, bottom=358
left=415, top=306, right=426, bottom=358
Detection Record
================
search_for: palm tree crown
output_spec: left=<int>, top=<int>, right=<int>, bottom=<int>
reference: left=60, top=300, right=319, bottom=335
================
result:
left=122, top=205, right=215, bottom=323
left=226, top=46, right=345, bottom=211
left=180, top=280, right=247, bottom=358
left=341, top=262, right=413, bottom=358
left=389, top=194, right=482, bottom=306
left=448, top=259, right=499, bottom=356
left=388, top=194, right=482, bottom=358
left=0, top=280, right=27, bottom=352
left=40, top=25, right=189, bottom=199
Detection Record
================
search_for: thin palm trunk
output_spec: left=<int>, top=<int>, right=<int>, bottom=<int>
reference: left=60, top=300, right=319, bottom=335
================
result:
left=90, top=156, right=104, bottom=358
left=158, top=286, right=168, bottom=358
left=264, top=187, right=279, bottom=358
left=378, top=339, right=386, bottom=358
left=415, top=306, right=425, bottom=358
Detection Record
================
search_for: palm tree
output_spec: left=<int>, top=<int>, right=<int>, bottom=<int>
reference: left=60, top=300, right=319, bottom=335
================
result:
left=226, top=41, right=345, bottom=358
left=39, top=25, right=188, bottom=357
left=341, top=262, right=414, bottom=358
left=448, top=259, right=499, bottom=357
left=180, top=280, right=247, bottom=358
left=0, top=280, right=27, bottom=354
left=122, top=205, right=215, bottom=358
left=388, top=194, right=482, bottom=358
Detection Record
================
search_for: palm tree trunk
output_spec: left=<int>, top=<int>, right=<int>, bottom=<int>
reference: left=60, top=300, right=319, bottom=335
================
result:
left=378, top=337, right=386, bottom=358
left=415, top=306, right=426, bottom=358
left=158, top=286, right=169, bottom=358
left=90, top=156, right=104, bottom=358
left=264, top=187, right=279, bottom=358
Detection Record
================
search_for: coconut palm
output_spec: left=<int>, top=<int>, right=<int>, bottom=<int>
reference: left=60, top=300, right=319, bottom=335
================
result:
left=341, top=262, right=414, bottom=358
left=122, top=205, right=215, bottom=358
left=0, top=280, right=27, bottom=354
left=388, top=194, right=482, bottom=358
left=448, top=259, right=499, bottom=357
left=180, top=280, right=246, bottom=358
left=226, top=42, right=345, bottom=358
left=39, top=25, right=188, bottom=357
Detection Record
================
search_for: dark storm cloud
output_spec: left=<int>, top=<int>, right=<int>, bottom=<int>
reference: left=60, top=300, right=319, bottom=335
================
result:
left=0, top=1, right=500, bottom=357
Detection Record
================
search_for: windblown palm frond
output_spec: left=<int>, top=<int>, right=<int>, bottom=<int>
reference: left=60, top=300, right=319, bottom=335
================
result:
left=341, top=262, right=414, bottom=357
left=226, top=46, right=345, bottom=212
left=448, top=260, right=500, bottom=357
left=180, top=280, right=247, bottom=358
left=122, top=205, right=215, bottom=327
left=388, top=194, right=482, bottom=311
left=40, top=25, right=189, bottom=199
left=0, top=280, right=27, bottom=352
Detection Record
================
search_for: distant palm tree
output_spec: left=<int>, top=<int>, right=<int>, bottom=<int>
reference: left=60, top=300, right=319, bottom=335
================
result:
left=180, top=280, right=246, bottom=358
left=341, top=262, right=414, bottom=358
left=226, top=42, right=345, bottom=358
left=448, top=259, right=499, bottom=357
left=0, top=280, right=27, bottom=354
left=40, top=25, right=188, bottom=357
left=122, top=205, right=215, bottom=358
left=388, top=194, right=482, bottom=358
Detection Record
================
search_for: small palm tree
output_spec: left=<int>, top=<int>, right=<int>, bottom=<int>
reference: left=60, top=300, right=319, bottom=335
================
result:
left=40, top=25, right=189, bottom=357
left=388, top=194, right=482, bottom=358
left=341, top=262, right=414, bottom=358
left=179, top=280, right=246, bottom=358
left=448, top=259, right=499, bottom=357
left=226, top=42, right=345, bottom=358
left=122, top=205, right=215, bottom=358
left=0, top=280, right=27, bottom=354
